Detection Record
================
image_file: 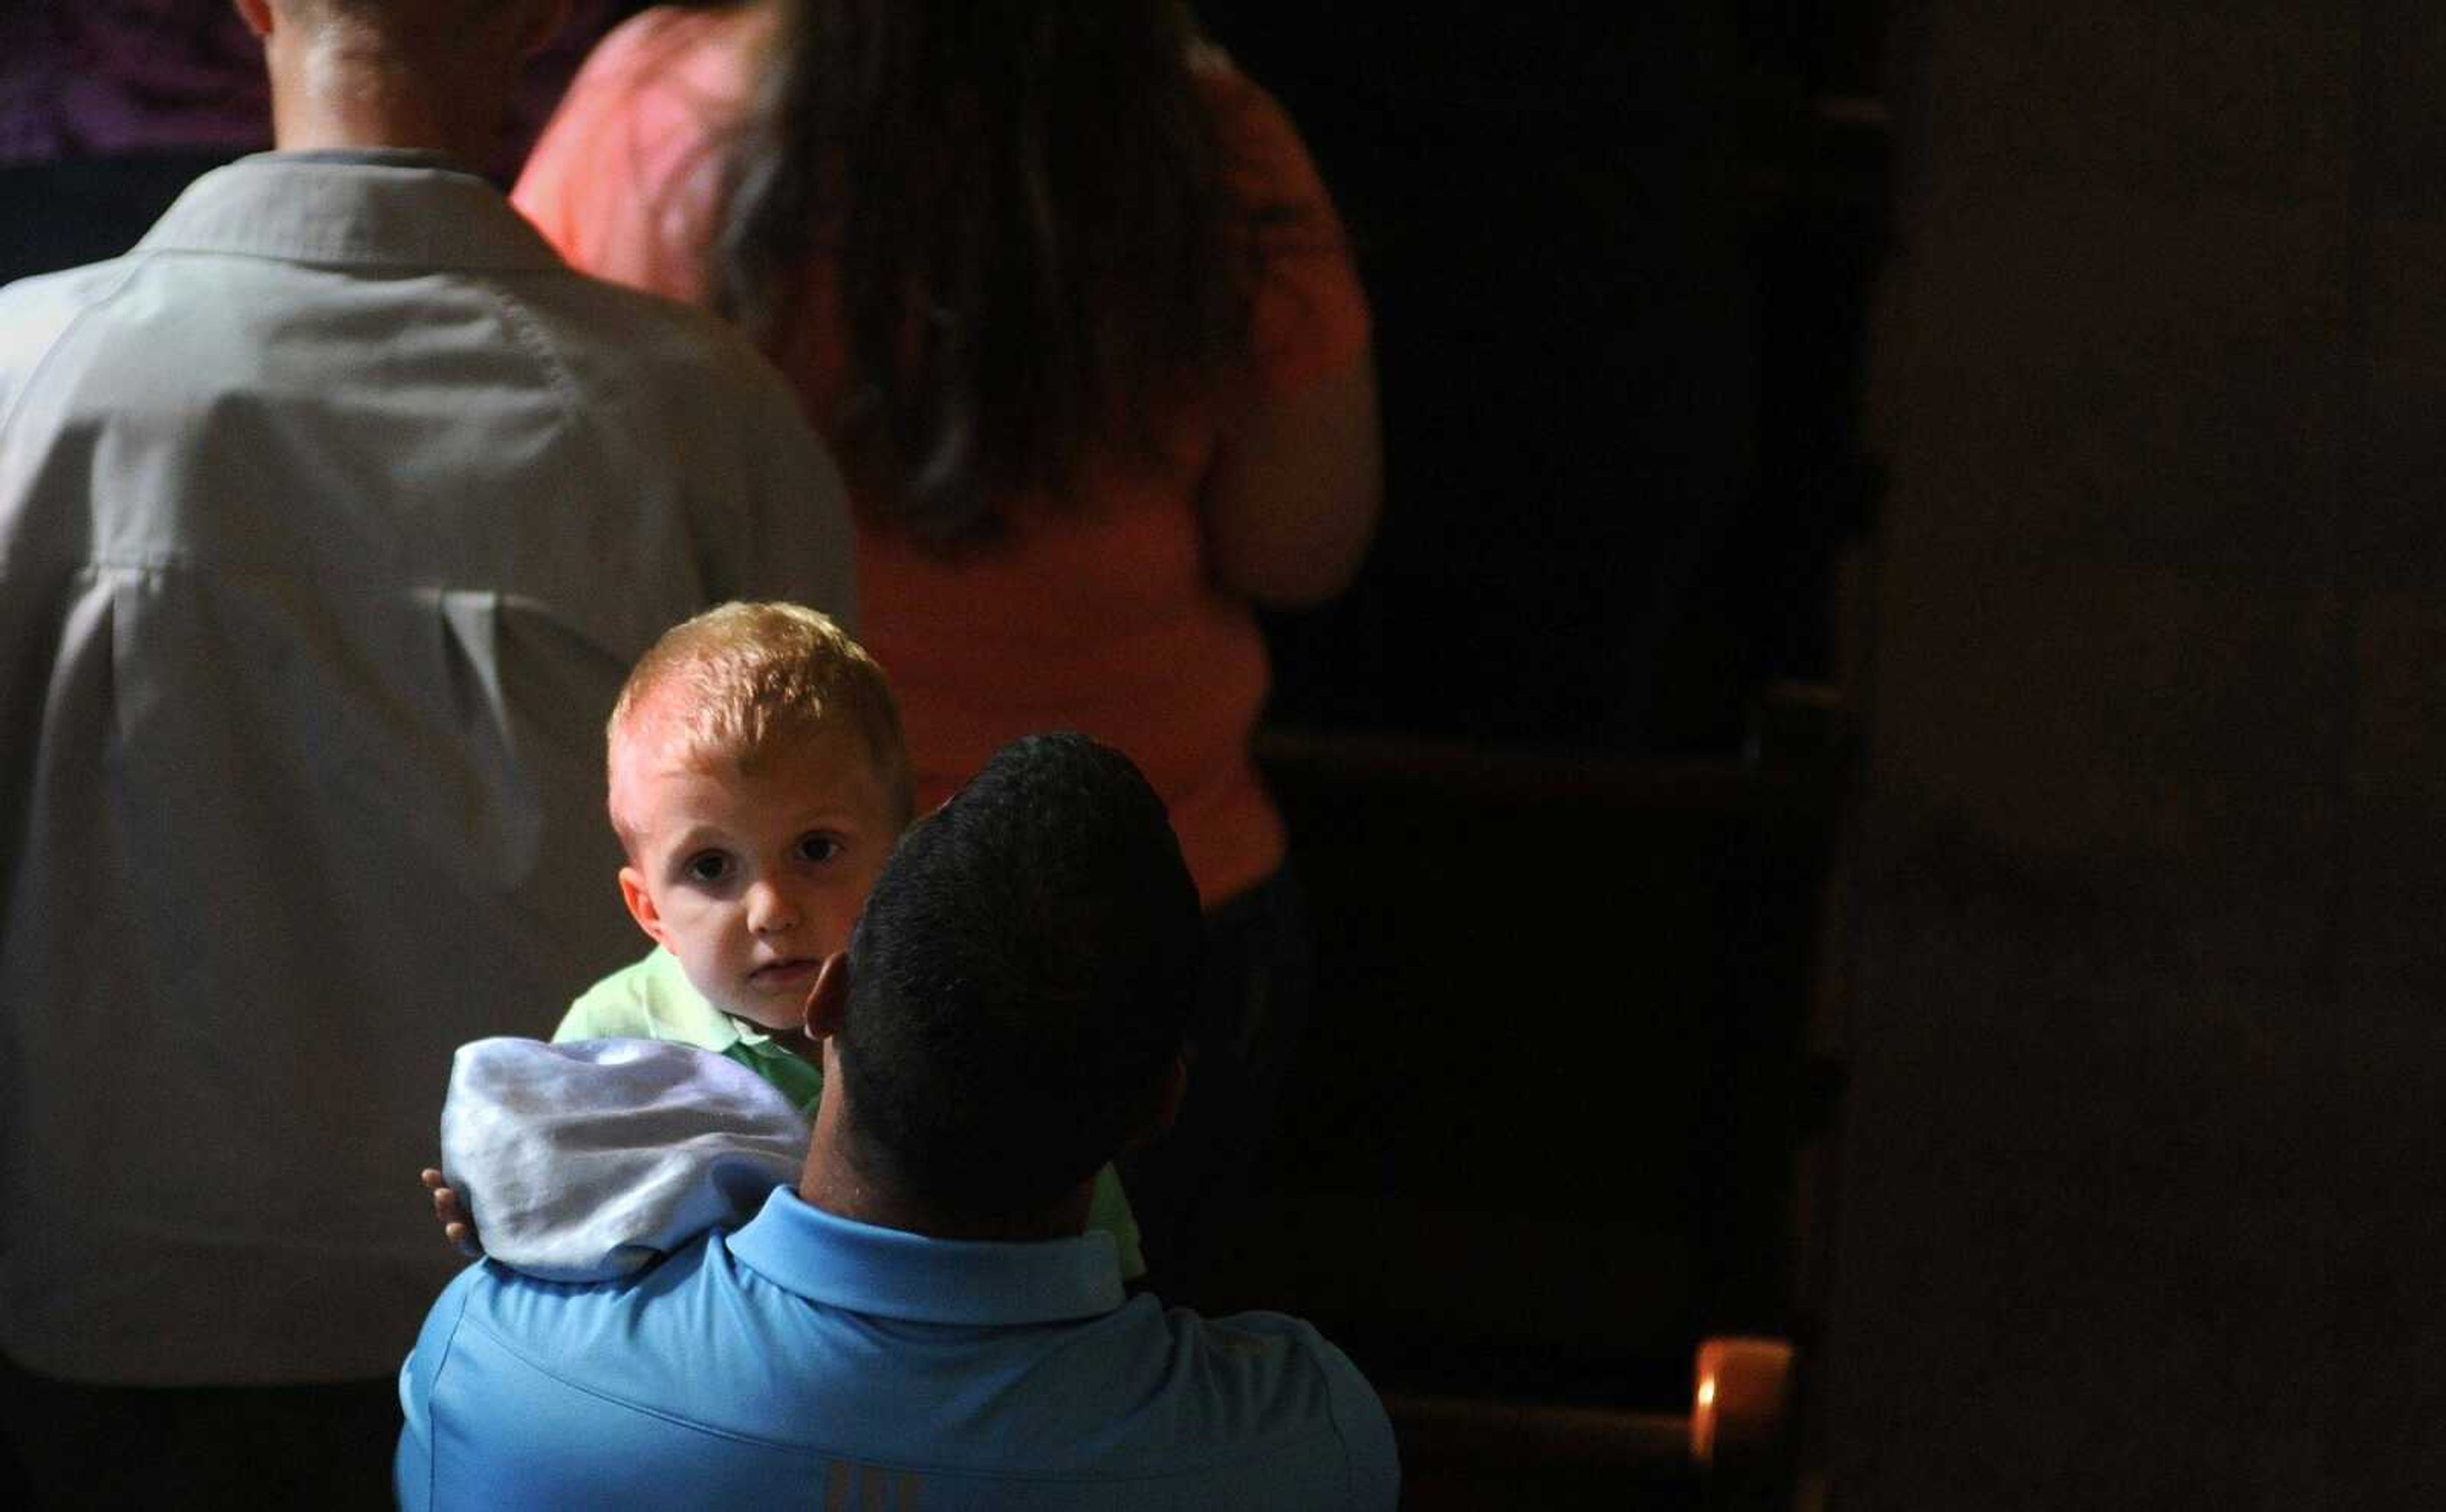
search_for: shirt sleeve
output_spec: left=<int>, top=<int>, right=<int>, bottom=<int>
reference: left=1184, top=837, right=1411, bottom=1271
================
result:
left=1202, top=62, right=1374, bottom=396
left=394, top=1267, right=482, bottom=1511
left=1315, top=1333, right=1402, bottom=1509
left=512, top=7, right=741, bottom=304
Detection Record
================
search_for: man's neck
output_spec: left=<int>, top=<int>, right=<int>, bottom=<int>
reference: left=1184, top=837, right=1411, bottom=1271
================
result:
left=796, top=1072, right=1096, bottom=1244
left=268, top=44, right=506, bottom=160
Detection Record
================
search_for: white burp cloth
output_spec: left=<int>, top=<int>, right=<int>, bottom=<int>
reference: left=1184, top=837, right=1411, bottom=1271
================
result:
left=440, top=1036, right=808, bottom=1281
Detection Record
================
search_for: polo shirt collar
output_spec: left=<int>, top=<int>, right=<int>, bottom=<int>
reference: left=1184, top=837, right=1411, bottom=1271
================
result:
left=728, top=1188, right=1127, bottom=1326
left=628, top=950, right=796, bottom=1057
left=635, top=948, right=750, bottom=1050
left=138, top=150, right=568, bottom=272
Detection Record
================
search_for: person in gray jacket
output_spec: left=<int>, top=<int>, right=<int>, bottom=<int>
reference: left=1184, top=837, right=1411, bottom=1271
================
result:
left=0, top=1, right=854, bottom=1504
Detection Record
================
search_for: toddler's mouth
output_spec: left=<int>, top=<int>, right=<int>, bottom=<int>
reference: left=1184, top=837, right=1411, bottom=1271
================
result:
left=749, top=957, right=819, bottom=986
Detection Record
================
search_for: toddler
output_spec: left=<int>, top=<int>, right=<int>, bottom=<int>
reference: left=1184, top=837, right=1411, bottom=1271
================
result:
left=431, top=603, right=1143, bottom=1276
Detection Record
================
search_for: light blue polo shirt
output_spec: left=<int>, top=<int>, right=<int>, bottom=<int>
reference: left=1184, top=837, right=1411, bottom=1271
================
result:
left=396, top=1189, right=1398, bottom=1509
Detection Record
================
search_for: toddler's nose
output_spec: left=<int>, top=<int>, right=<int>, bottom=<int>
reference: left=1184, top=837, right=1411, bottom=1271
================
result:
left=746, top=880, right=800, bottom=934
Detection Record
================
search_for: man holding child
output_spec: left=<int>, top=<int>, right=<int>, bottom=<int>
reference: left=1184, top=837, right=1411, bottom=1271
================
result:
left=400, top=728, right=1398, bottom=1508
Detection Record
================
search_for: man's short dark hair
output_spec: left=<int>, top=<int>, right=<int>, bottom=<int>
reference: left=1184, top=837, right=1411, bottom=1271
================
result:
left=835, top=732, right=1203, bottom=1218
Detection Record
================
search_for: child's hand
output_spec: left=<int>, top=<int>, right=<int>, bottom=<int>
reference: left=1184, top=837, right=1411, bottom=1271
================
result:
left=420, top=1167, right=483, bottom=1259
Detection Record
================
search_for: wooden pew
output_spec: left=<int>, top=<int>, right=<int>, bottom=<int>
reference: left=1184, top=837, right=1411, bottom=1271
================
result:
left=1222, top=713, right=1845, bottom=1506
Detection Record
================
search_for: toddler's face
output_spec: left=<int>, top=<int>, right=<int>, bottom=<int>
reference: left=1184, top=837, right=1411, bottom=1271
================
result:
left=614, top=725, right=899, bottom=1032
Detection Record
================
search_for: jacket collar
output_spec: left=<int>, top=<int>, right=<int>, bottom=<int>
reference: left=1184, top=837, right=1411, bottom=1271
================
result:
left=138, top=150, right=566, bottom=273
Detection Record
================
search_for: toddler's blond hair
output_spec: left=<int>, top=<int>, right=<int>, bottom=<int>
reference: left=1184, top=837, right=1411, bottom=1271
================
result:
left=607, top=603, right=912, bottom=848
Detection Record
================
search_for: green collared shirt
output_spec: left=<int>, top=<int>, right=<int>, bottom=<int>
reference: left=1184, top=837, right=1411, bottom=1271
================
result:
left=555, top=952, right=1147, bottom=1278
left=557, top=949, right=827, bottom=1115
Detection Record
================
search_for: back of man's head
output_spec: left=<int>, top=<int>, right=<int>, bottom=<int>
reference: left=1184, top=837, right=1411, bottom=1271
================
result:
left=834, top=732, right=1203, bottom=1222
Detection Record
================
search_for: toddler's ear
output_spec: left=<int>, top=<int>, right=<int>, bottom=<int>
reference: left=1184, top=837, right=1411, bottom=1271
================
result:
left=617, top=866, right=669, bottom=946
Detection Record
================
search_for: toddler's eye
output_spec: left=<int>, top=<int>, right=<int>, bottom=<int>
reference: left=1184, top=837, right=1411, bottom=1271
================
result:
left=796, top=834, right=843, bottom=865
left=682, top=851, right=734, bottom=884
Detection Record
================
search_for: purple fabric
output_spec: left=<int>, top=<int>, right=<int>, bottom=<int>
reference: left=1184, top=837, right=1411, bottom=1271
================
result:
left=0, top=1, right=638, bottom=175
left=0, top=2, right=268, bottom=162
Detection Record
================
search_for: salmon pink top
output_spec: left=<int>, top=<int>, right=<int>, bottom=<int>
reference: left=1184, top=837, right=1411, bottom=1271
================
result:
left=516, top=3, right=1369, bottom=904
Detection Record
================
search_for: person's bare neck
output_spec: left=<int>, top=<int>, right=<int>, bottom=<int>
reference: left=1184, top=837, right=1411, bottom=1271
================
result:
left=796, top=1062, right=1095, bottom=1244
left=269, top=43, right=507, bottom=160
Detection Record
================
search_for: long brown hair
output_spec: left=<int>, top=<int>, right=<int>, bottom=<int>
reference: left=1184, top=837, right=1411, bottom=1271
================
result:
left=712, top=0, right=1259, bottom=545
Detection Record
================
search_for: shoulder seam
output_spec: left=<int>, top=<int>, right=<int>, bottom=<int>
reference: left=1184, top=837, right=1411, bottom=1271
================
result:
left=0, top=258, right=148, bottom=439
left=473, top=275, right=583, bottom=414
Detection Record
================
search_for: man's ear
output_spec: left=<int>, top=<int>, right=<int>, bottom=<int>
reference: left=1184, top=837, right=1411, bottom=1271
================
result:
left=617, top=866, right=671, bottom=948
left=233, top=0, right=275, bottom=40
left=803, top=952, right=851, bottom=1039
left=1124, top=1055, right=1189, bottom=1148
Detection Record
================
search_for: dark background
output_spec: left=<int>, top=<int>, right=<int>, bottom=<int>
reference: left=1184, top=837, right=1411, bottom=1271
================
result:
left=1194, top=1, right=1881, bottom=1502
left=1217, top=2, right=2446, bottom=1507
left=1217, top=1, right=1884, bottom=752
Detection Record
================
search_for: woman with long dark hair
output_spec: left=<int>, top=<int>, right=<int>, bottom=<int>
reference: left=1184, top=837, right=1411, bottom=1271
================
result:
left=515, top=0, right=1378, bottom=1292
